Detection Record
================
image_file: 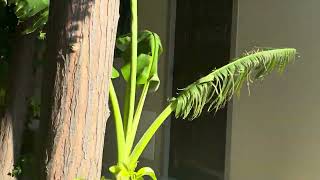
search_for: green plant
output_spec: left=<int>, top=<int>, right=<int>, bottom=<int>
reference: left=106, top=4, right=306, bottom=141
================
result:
left=10, top=0, right=48, bottom=34
left=0, top=0, right=47, bottom=112
left=108, top=0, right=297, bottom=179
left=1, top=0, right=297, bottom=179
left=7, top=154, right=32, bottom=177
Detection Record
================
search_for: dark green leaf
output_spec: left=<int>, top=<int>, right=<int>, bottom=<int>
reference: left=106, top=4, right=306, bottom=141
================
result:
left=14, top=0, right=48, bottom=20
left=22, top=8, right=48, bottom=34
left=11, top=0, right=49, bottom=34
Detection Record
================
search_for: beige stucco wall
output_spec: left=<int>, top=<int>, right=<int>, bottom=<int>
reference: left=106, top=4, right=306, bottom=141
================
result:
left=229, top=1, right=320, bottom=180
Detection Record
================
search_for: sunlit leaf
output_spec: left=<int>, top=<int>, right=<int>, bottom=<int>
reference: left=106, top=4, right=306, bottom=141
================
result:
left=116, top=30, right=162, bottom=91
left=112, top=67, right=120, bottom=79
left=173, top=48, right=297, bottom=120
left=10, top=0, right=49, bottom=34
left=13, top=0, right=48, bottom=20
left=136, top=167, right=157, bottom=180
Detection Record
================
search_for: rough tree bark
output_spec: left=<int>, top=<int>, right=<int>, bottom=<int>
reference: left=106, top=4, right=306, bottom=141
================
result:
left=39, top=0, right=120, bottom=179
left=0, top=34, right=36, bottom=180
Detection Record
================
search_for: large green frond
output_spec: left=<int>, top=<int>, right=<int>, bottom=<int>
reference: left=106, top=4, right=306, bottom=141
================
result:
left=173, top=48, right=297, bottom=120
left=10, top=0, right=49, bottom=34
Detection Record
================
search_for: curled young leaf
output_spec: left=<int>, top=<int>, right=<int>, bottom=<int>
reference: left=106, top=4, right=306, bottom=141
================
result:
left=116, top=30, right=163, bottom=92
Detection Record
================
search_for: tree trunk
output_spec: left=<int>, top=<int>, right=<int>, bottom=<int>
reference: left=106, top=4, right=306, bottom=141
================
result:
left=39, top=0, right=120, bottom=179
left=0, top=34, right=36, bottom=180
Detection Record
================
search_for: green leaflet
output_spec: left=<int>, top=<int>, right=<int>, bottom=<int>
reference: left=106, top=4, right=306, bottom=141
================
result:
left=173, top=48, right=297, bottom=120
left=116, top=30, right=163, bottom=92
left=112, top=67, right=120, bottom=79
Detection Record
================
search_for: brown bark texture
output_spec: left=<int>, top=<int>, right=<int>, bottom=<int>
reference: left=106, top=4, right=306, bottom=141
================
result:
left=0, top=34, right=36, bottom=180
left=40, top=0, right=120, bottom=179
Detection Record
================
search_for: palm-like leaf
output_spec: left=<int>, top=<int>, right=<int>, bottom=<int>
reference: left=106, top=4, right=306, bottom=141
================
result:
left=12, top=0, right=48, bottom=20
left=9, top=0, right=49, bottom=34
left=173, top=48, right=297, bottom=120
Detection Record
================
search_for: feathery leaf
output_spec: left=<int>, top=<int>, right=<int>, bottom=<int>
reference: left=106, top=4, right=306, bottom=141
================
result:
left=173, top=48, right=297, bottom=120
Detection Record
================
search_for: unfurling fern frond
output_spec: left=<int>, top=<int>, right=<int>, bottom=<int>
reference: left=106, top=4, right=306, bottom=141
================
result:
left=173, top=48, right=297, bottom=120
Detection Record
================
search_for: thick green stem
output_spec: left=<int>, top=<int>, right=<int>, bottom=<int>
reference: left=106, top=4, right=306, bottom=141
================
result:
left=125, top=82, right=150, bottom=155
left=126, top=0, right=138, bottom=138
left=109, top=80, right=126, bottom=162
left=129, top=102, right=176, bottom=165
left=126, top=31, right=158, bottom=157
left=123, top=86, right=130, bottom=134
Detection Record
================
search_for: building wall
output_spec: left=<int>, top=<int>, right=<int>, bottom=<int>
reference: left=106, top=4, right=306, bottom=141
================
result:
left=229, top=1, right=320, bottom=180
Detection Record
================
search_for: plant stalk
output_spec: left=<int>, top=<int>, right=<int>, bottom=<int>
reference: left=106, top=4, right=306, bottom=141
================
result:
left=109, top=80, right=126, bottom=162
left=123, top=86, right=130, bottom=134
left=129, top=102, right=176, bottom=165
left=125, top=82, right=150, bottom=155
left=126, top=0, right=138, bottom=138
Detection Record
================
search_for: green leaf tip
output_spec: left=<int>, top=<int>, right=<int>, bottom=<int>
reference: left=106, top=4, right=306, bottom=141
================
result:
left=112, top=67, right=120, bottom=79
